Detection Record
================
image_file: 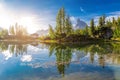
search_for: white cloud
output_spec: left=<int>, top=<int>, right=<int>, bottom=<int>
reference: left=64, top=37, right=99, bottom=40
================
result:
left=70, top=16, right=77, bottom=26
left=108, top=11, right=120, bottom=15
left=21, top=55, right=32, bottom=62
left=2, top=50, right=12, bottom=60
left=70, top=16, right=76, bottom=22
left=26, top=61, right=56, bottom=68
left=92, top=11, right=120, bottom=26
left=80, top=7, right=85, bottom=13
left=106, top=11, right=120, bottom=21
left=106, top=15, right=118, bottom=21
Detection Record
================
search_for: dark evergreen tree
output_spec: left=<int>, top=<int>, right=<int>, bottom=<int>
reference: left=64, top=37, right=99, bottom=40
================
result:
left=90, top=19, right=95, bottom=37
left=61, top=7, right=66, bottom=33
left=99, top=17, right=103, bottom=27
left=9, top=25, right=15, bottom=35
left=98, top=16, right=106, bottom=27
left=102, top=15, right=106, bottom=26
left=56, top=8, right=62, bottom=35
left=65, top=15, right=73, bottom=35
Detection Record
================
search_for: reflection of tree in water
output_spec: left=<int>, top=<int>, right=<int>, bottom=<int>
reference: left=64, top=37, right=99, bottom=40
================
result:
left=74, top=50, right=86, bottom=61
left=48, top=44, right=72, bottom=76
left=0, top=42, right=27, bottom=56
left=0, top=42, right=9, bottom=51
left=86, top=43, right=120, bottom=67
left=9, top=44, right=27, bottom=56
left=47, top=42, right=120, bottom=75
left=56, top=47, right=72, bottom=76
left=87, top=43, right=112, bottom=67
left=98, top=55, right=105, bottom=68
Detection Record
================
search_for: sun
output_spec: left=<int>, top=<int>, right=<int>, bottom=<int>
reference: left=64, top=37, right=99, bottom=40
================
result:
left=0, top=3, right=38, bottom=34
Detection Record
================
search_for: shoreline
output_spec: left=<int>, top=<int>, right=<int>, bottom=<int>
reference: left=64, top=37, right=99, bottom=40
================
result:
left=39, top=39, right=120, bottom=44
left=0, top=39, right=120, bottom=44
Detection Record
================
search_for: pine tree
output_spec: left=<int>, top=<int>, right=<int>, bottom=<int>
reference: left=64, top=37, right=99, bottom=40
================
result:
left=49, top=7, right=74, bottom=39
left=99, top=17, right=103, bottom=27
left=61, top=7, right=66, bottom=33
left=98, top=16, right=106, bottom=27
left=90, top=19, right=95, bottom=37
left=84, top=25, right=89, bottom=36
left=9, top=25, right=15, bottom=35
left=113, top=17, right=120, bottom=38
left=112, top=17, right=116, bottom=25
left=56, top=7, right=66, bottom=34
left=55, top=7, right=73, bottom=38
left=102, top=15, right=106, bottom=26
left=56, top=9, right=62, bottom=35
left=117, top=17, right=120, bottom=27
left=106, top=20, right=112, bottom=28
left=49, top=25, right=55, bottom=39
left=65, top=15, right=73, bottom=35
left=0, top=29, right=8, bottom=38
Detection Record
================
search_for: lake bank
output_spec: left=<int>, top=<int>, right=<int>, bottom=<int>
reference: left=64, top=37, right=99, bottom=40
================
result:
left=39, top=38, right=120, bottom=44
left=0, top=38, right=120, bottom=45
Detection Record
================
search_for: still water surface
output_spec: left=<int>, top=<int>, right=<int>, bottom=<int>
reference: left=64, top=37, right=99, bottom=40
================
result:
left=0, top=42, right=120, bottom=80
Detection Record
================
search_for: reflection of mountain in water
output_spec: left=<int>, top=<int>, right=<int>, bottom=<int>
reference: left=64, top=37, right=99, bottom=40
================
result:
left=74, top=50, right=86, bottom=61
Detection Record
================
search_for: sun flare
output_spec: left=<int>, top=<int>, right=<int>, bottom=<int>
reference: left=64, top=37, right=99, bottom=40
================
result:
left=0, top=3, right=39, bottom=34
left=0, top=15, right=37, bottom=34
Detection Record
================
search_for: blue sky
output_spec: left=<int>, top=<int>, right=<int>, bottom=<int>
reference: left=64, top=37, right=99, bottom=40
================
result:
left=0, top=0, right=120, bottom=33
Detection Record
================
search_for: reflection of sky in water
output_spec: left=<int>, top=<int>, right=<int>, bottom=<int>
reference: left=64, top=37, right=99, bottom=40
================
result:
left=0, top=44, right=119, bottom=80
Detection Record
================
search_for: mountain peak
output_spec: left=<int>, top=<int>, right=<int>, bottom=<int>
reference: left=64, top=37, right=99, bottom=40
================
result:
left=74, top=18, right=87, bottom=29
left=35, top=29, right=48, bottom=36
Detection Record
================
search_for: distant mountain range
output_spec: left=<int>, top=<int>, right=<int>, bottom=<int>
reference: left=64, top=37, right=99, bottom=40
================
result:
left=33, top=18, right=87, bottom=37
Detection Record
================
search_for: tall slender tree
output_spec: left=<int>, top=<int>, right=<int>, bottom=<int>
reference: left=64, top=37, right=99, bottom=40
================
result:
left=9, top=25, right=15, bottom=35
left=99, top=17, right=103, bottom=27
left=84, top=25, right=89, bottom=36
left=61, top=7, right=66, bottom=33
left=49, top=25, right=55, bottom=39
left=90, top=19, right=95, bottom=37
left=98, top=16, right=106, bottom=27
left=102, top=15, right=106, bottom=26
left=55, top=7, right=73, bottom=38
left=56, top=8, right=62, bottom=35
left=65, top=15, right=73, bottom=35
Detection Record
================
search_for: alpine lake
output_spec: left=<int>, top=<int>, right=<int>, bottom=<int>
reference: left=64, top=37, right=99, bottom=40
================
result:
left=0, top=41, right=120, bottom=80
